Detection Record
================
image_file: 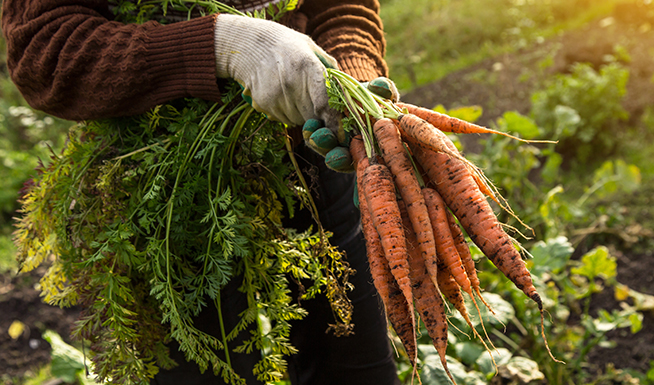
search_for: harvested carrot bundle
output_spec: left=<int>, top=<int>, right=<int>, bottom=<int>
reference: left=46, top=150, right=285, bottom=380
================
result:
left=325, top=68, right=563, bottom=370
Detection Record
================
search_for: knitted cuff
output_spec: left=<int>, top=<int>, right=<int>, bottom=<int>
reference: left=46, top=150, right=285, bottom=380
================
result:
left=336, top=55, right=385, bottom=82
left=145, top=15, right=222, bottom=103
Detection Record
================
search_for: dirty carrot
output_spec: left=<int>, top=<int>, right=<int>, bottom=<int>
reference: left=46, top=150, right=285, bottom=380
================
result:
left=399, top=202, right=455, bottom=385
left=355, top=152, right=417, bottom=366
left=412, top=144, right=562, bottom=363
left=396, top=113, right=504, bottom=208
left=396, top=113, right=463, bottom=160
left=435, top=257, right=497, bottom=371
left=361, top=162, right=414, bottom=323
left=396, top=102, right=556, bottom=144
left=445, top=207, right=495, bottom=314
left=373, top=118, right=439, bottom=287
left=422, top=187, right=472, bottom=295
left=423, top=187, right=496, bottom=352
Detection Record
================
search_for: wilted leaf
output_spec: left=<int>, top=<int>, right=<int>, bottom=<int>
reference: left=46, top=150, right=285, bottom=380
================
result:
left=8, top=320, right=25, bottom=340
left=498, top=356, right=545, bottom=383
left=614, top=283, right=630, bottom=301
left=628, top=288, right=654, bottom=312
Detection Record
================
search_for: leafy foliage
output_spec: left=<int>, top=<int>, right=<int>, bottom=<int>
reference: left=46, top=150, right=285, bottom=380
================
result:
left=531, top=62, right=630, bottom=167
left=12, top=2, right=353, bottom=384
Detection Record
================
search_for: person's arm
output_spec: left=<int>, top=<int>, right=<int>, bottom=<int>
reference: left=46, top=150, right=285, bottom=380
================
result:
left=1, top=0, right=221, bottom=121
left=299, top=0, right=388, bottom=82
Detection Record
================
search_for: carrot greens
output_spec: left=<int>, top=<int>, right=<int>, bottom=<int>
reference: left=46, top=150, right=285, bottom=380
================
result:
left=13, top=2, right=353, bottom=384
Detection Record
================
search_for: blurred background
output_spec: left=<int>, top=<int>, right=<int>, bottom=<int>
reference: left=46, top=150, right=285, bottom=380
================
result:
left=1, top=0, right=654, bottom=383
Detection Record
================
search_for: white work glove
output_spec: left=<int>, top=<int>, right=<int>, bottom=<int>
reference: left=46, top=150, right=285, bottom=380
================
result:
left=214, top=14, right=340, bottom=132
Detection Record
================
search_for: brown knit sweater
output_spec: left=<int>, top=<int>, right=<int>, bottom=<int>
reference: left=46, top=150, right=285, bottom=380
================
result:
left=1, top=0, right=387, bottom=121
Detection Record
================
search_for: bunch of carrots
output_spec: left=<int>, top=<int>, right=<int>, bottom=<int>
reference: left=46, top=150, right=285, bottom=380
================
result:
left=324, top=70, right=563, bottom=383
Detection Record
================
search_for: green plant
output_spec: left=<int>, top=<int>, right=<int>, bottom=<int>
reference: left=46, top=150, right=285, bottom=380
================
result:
left=530, top=62, right=630, bottom=167
left=12, top=2, right=353, bottom=384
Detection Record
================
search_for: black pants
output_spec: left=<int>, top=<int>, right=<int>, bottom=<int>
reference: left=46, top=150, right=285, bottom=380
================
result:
left=152, top=147, right=400, bottom=385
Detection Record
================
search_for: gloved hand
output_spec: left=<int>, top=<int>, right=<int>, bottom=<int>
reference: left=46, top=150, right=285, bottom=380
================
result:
left=214, top=14, right=340, bottom=131
left=303, top=77, right=400, bottom=172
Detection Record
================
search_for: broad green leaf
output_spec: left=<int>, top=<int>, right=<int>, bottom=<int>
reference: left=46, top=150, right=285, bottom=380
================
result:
left=454, top=341, right=484, bottom=366
left=529, top=236, right=573, bottom=275
left=446, top=105, right=483, bottom=124
left=628, top=312, right=643, bottom=334
left=571, top=246, right=616, bottom=282
left=474, top=293, right=515, bottom=328
left=498, top=111, right=540, bottom=139
left=477, top=347, right=512, bottom=375
left=43, top=330, right=86, bottom=383
left=553, top=105, right=581, bottom=137
left=432, top=104, right=448, bottom=114
left=541, top=152, right=562, bottom=184
left=462, top=370, right=488, bottom=385
left=421, top=354, right=467, bottom=385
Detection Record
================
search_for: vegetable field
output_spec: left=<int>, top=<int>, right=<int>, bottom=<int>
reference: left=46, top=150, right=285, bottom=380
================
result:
left=2, top=0, right=654, bottom=384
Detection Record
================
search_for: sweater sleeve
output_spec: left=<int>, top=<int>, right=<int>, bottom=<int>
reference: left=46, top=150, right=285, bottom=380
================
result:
left=1, top=0, right=221, bottom=121
left=298, top=0, right=388, bottom=82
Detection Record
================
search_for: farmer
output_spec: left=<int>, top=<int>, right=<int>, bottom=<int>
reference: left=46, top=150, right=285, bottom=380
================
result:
left=2, top=1, right=401, bottom=384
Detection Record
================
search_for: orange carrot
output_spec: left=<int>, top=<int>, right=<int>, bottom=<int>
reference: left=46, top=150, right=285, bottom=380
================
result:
left=423, top=187, right=496, bottom=352
left=396, top=113, right=463, bottom=161
left=412, top=144, right=540, bottom=309
left=355, top=155, right=417, bottom=366
left=422, top=187, right=478, bottom=302
left=349, top=135, right=367, bottom=165
left=373, top=118, right=439, bottom=288
left=399, top=202, right=455, bottom=385
left=360, top=162, right=414, bottom=327
left=396, top=102, right=555, bottom=144
left=396, top=113, right=501, bottom=204
left=444, top=206, right=495, bottom=314
left=436, top=258, right=473, bottom=329
left=412, top=144, right=562, bottom=362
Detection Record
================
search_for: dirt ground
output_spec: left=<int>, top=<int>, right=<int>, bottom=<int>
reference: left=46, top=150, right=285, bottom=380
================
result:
left=2, top=1, right=654, bottom=383
left=0, top=269, right=80, bottom=382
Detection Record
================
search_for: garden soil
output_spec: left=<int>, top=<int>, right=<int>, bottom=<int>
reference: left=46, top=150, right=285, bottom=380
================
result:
left=2, top=1, right=654, bottom=383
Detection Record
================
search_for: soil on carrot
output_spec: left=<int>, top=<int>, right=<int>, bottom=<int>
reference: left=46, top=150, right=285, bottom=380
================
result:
left=1, top=1, right=654, bottom=383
